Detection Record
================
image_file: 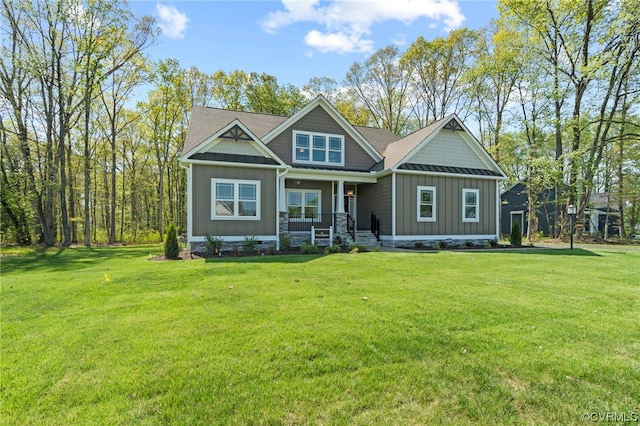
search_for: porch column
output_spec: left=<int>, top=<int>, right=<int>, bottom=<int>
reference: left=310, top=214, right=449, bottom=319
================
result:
left=279, top=176, right=287, bottom=211
left=336, top=179, right=345, bottom=213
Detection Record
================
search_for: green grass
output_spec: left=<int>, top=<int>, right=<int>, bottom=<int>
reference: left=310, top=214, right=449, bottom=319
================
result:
left=2, top=246, right=639, bottom=425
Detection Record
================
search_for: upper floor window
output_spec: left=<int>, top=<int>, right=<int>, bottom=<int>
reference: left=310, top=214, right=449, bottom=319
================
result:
left=211, top=179, right=260, bottom=220
left=462, top=188, right=479, bottom=222
left=417, top=186, right=436, bottom=222
left=293, top=131, right=344, bottom=166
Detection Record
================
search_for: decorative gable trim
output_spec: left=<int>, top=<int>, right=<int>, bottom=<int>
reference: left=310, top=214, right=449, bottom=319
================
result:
left=262, top=95, right=384, bottom=163
left=180, top=119, right=286, bottom=167
left=220, top=124, right=253, bottom=141
left=443, top=118, right=464, bottom=131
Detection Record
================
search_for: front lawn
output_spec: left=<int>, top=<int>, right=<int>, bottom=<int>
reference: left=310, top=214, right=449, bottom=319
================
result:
left=2, top=246, right=638, bottom=424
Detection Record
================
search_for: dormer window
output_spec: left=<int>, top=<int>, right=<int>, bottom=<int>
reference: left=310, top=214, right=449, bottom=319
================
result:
left=293, top=131, right=344, bottom=166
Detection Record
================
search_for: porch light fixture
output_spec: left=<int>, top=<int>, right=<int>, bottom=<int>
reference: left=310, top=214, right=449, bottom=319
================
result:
left=346, top=189, right=354, bottom=196
left=567, top=204, right=577, bottom=250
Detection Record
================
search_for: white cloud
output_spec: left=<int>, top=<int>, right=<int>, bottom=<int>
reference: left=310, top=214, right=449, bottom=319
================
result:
left=305, top=29, right=374, bottom=54
left=262, top=0, right=465, bottom=54
left=156, top=4, right=189, bottom=39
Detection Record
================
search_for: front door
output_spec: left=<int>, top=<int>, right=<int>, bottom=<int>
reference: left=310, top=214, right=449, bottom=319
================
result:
left=344, top=194, right=356, bottom=217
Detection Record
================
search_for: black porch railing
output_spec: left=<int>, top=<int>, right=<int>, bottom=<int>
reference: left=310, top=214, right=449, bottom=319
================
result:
left=288, top=213, right=334, bottom=232
left=371, top=212, right=380, bottom=241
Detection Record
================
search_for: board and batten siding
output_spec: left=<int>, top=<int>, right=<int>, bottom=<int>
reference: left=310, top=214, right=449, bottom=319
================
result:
left=357, top=175, right=392, bottom=235
left=267, top=106, right=377, bottom=170
left=395, top=174, right=496, bottom=236
left=191, top=165, right=277, bottom=237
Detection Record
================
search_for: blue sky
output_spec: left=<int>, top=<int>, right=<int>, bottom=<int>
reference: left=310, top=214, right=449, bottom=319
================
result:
left=129, top=1, right=499, bottom=88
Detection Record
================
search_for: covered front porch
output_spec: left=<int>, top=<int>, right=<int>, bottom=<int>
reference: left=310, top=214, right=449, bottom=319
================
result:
left=277, top=170, right=381, bottom=247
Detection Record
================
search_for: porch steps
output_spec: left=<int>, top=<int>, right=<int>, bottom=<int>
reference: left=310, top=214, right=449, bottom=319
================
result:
left=349, top=231, right=380, bottom=250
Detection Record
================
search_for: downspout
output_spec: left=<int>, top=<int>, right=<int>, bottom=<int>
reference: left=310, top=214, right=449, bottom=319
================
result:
left=180, top=162, right=192, bottom=248
left=276, top=167, right=290, bottom=250
left=392, top=172, right=397, bottom=245
left=495, top=180, right=500, bottom=242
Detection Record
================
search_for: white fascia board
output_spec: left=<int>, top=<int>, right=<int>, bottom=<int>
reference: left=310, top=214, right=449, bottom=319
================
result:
left=285, top=168, right=378, bottom=183
left=180, top=159, right=286, bottom=170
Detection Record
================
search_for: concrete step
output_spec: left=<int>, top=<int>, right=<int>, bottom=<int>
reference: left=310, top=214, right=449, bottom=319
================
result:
left=349, top=231, right=380, bottom=248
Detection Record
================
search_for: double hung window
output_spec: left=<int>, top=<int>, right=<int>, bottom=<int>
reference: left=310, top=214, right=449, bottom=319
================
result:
left=287, top=189, right=321, bottom=221
left=462, top=188, right=479, bottom=222
left=417, top=186, right=436, bottom=222
left=294, top=131, right=344, bottom=166
left=211, top=179, right=260, bottom=220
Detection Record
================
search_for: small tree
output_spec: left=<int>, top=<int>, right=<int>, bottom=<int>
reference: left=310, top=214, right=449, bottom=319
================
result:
left=511, top=220, right=522, bottom=247
left=164, top=223, right=180, bottom=259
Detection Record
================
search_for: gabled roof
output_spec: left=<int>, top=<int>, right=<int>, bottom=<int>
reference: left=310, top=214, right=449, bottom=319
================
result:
left=354, top=125, right=399, bottom=154
left=182, top=106, right=287, bottom=156
left=383, top=114, right=506, bottom=179
left=261, top=95, right=384, bottom=162
left=181, top=117, right=286, bottom=167
left=182, top=96, right=391, bottom=166
left=383, top=117, right=448, bottom=169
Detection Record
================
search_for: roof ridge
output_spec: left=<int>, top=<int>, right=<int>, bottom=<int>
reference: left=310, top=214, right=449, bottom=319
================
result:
left=194, top=105, right=288, bottom=119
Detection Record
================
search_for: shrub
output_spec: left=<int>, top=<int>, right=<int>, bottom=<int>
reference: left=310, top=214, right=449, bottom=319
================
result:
left=266, top=245, right=276, bottom=255
left=300, top=243, right=319, bottom=254
left=163, top=224, right=180, bottom=259
left=489, top=239, right=498, bottom=248
left=279, top=235, right=292, bottom=251
left=437, top=241, right=448, bottom=249
left=465, top=240, right=474, bottom=248
left=243, top=236, right=258, bottom=253
left=204, top=234, right=224, bottom=254
left=231, top=246, right=238, bottom=256
left=414, top=241, right=425, bottom=249
left=349, top=243, right=367, bottom=253
left=324, top=244, right=342, bottom=254
left=332, top=235, right=342, bottom=247
left=510, top=221, right=522, bottom=247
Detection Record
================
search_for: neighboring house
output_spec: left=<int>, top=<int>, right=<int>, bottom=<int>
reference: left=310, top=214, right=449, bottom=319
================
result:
left=586, top=192, right=620, bottom=236
left=180, top=95, right=506, bottom=251
left=500, top=183, right=558, bottom=237
left=500, top=183, right=619, bottom=237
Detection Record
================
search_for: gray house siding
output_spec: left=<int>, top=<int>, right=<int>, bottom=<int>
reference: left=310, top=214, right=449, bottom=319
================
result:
left=357, top=175, right=392, bottom=235
left=395, top=174, right=496, bottom=236
left=192, top=165, right=277, bottom=237
left=267, top=106, right=377, bottom=170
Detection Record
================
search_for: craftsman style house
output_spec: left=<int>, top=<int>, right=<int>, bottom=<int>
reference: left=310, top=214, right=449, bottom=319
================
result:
left=180, top=95, right=506, bottom=251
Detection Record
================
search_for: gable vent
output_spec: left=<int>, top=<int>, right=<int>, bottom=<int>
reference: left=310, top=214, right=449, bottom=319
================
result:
left=221, top=124, right=252, bottom=141
left=443, top=119, right=464, bottom=131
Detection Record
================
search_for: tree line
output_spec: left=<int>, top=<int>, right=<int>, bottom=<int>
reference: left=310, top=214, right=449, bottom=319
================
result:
left=1, top=0, right=639, bottom=247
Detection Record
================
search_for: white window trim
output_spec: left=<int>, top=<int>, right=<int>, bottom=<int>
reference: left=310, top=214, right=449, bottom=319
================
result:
left=462, top=188, right=480, bottom=223
left=211, top=178, right=261, bottom=221
left=286, top=189, right=322, bottom=222
left=417, top=186, right=436, bottom=222
left=292, top=130, right=345, bottom=167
